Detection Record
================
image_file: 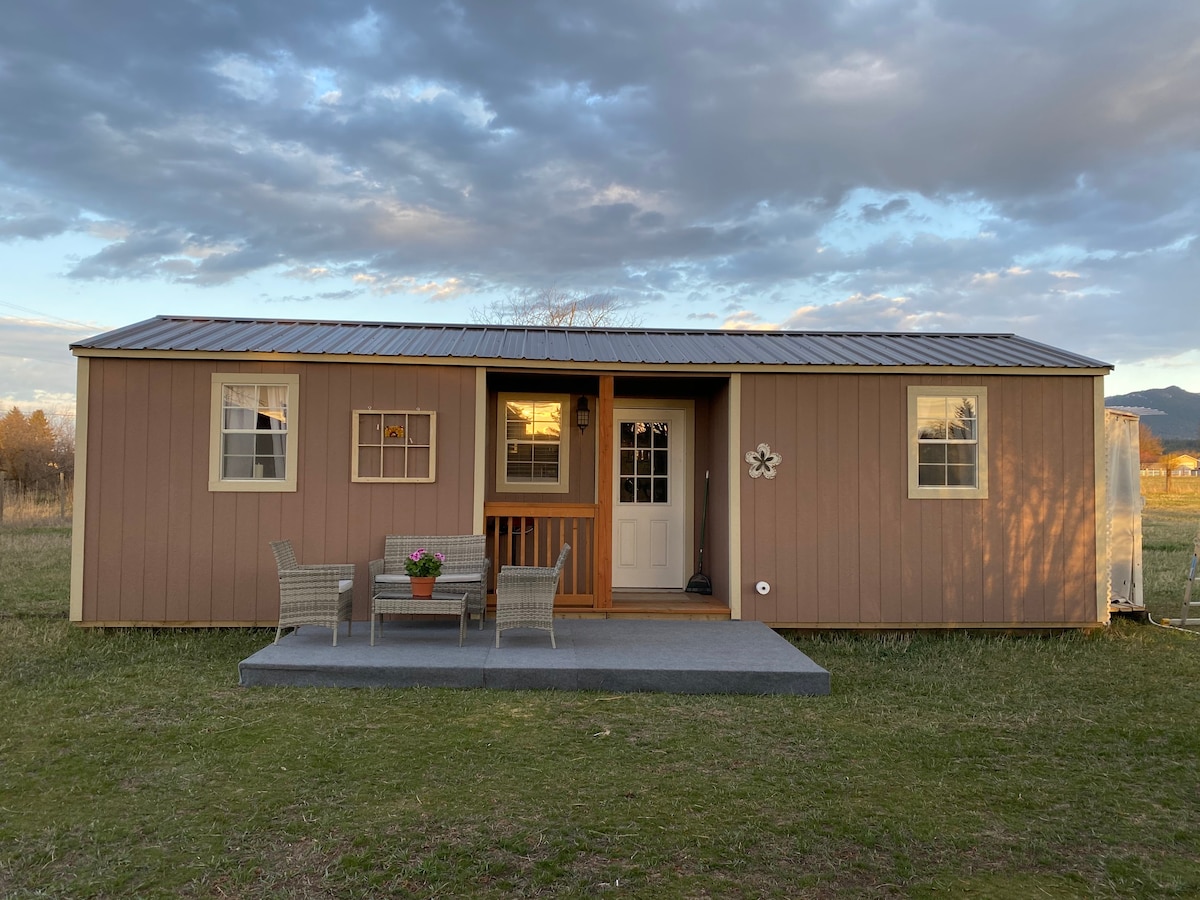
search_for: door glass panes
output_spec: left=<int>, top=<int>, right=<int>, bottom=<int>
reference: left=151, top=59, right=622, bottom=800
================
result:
left=618, top=421, right=669, bottom=503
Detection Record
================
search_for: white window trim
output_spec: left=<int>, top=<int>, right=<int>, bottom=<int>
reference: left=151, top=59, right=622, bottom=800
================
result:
left=495, top=392, right=571, bottom=494
left=209, top=373, right=299, bottom=493
left=351, top=409, right=437, bottom=483
left=907, top=385, right=988, bottom=500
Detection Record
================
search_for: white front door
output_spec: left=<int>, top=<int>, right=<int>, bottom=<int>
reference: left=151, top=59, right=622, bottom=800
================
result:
left=612, top=406, right=689, bottom=589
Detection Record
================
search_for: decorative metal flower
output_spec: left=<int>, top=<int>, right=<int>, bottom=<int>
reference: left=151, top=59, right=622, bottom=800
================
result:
left=745, top=443, right=782, bottom=479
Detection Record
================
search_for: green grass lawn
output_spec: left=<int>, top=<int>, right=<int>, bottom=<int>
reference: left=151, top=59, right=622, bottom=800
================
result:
left=1, top=506, right=1198, bottom=898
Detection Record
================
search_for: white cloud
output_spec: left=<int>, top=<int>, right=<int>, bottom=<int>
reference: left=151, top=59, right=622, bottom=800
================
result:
left=1, top=0, right=1198, bottom=392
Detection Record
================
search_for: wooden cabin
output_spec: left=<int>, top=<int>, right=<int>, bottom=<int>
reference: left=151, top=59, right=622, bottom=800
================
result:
left=69, top=316, right=1114, bottom=629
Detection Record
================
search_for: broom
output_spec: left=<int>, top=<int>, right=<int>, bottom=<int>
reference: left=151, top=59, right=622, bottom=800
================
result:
left=686, top=470, right=713, bottom=594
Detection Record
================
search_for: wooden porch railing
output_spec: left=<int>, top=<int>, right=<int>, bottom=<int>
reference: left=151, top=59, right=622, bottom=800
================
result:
left=484, top=503, right=597, bottom=607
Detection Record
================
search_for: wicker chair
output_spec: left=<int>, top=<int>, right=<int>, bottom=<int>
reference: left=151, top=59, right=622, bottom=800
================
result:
left=495, top=543, right=570, bottom=649
left=270, top=539, right=355, bottom=645
left=368, top=535, right=490, bottom=629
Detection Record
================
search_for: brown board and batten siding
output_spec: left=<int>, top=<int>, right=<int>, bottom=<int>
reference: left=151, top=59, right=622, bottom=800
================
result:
left=738, top=372, right=1099, bottom=628
left=79, top=357, right=477, bottom=626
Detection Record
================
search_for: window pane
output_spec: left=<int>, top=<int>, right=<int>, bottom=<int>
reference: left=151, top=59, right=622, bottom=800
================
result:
left=946, top=444, right=976, bottom=465
left=223, top=454, right=253, bottom=478
left=948, top=416, right=976, bottom=441
left=619, top=422, right=635, bottom=448
left=916, top=396, right=948, bottom=419
left=255, top=433, right=285, bottom=455
left=620, top=449, right=635, bottom=476
left=654, top=423, right=668, bottom=448
left=635, top=478, right=651, bottom=503
left=254, top=455, right=283, bottom=479
left=224, top=407, right=257, bottom=430
left=620, top=477, right=635, bottom=503
left=259, top=385, right=287, bottom=411
left=406, top=415, right=430, bottom=444
left=223, top=384, right=257, bottom=411
left=507, top=442, right=533, bottom=463
left=506, top=401, right=533, bottom=422
left=653, top=449, right=668, bottom=475
left=917, top=419, right=947, bottom=440
left=918, top=464, right=947, bottom=486
left=507, top=461, right=533, bottom=481
left=532, top=462, right=559, bottom=480
left=652, top=478, right=668, bottom=503
left=224, top=433, right=254, bottom=456
left=636, top=450, right=651, bottom=475
left=947, top=464, right=976, bottom=486
left=405, top=447, right=431, bottom=479
left=918, top=444, right=947, bottom=464
left=532, top=444, right=559, bottom=463
left=381, top=446, right=406, bottom=478
left=507, top=421, right=531, bottom=440
left=359, top=446, right=382, bottom=478
left=635, top=424, right=651, bottom=448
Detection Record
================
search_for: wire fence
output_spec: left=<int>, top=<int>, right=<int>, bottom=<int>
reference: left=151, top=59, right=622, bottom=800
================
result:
left=0, top=477, right=73, bottom=527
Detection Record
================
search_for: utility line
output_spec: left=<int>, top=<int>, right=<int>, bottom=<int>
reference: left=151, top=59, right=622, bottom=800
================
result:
left=0, top=300, right=97, bottom=330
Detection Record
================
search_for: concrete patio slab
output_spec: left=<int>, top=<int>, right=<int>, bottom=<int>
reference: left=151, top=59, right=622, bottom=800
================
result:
left=238, top=618, right=830, bottom=695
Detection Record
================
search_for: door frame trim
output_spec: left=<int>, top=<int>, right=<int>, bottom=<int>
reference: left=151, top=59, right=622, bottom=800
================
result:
left=611, top=400, right=695, bottom=589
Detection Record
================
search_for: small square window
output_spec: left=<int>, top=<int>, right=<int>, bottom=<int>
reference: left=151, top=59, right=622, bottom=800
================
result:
left=352, top=410, right=436, bottom=482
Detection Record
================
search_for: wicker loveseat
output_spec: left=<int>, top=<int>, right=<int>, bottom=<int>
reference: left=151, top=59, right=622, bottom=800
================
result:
left=368, top=534, right=490, bottom=629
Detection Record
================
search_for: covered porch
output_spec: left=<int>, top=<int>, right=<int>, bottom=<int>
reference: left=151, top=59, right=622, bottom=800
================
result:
left=482, top=371, right=735, bottom=618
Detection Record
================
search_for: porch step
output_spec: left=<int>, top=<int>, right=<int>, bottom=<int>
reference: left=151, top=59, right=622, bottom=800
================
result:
left=565, top=604, right=731, bottom=621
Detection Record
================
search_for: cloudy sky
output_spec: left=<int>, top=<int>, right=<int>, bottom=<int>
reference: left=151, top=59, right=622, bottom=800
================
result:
left=3, top=0, right=1199, bottom=415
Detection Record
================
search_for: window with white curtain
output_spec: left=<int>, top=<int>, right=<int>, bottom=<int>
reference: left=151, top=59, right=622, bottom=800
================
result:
left=209, top=374, right=299, bottom=492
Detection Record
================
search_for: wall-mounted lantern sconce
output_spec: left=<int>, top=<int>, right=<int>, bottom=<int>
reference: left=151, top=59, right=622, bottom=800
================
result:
left=576, top=396, right=590, bottom=434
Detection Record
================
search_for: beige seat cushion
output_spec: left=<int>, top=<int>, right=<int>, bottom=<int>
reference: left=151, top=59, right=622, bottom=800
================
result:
left=374, top=573, right=479, bottom=584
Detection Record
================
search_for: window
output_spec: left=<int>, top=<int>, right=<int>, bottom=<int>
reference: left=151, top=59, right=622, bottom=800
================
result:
left=907, top=386, right=988, bottom=499
left=352, top=410, right=436, bottom=482
left=209, top=374, right=298, bottom=492
left=618, top=420, right=670, bottom=504
left=496, top=393, right=570, bottom=493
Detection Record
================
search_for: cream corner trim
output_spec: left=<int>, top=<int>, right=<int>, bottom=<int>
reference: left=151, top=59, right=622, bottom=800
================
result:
left=729, top=374, right=742, bottom=620
left=69, top=358, right=89, bottom=622
left=473, top=368, right=487, bottom=533
left=1094, top=376, right=1110, bottom=624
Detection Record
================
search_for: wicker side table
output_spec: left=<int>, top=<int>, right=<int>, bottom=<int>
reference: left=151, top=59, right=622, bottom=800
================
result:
left=370, top=591, right=468, bottom=646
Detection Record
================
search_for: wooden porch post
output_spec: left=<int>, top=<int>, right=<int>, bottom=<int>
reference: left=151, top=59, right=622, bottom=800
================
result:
left=595, top=375, right=614, bottom=608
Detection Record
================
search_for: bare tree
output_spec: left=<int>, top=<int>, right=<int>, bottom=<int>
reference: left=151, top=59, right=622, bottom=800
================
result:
left=472, top=288, right=642, bottom=328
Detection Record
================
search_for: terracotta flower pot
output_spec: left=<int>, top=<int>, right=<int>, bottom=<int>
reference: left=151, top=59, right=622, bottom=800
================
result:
left=410, top=576, right=436, bottom=598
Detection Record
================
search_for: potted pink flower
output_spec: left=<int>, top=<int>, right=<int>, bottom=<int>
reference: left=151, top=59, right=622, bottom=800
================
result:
left=404, top=548, right=445, bottom=598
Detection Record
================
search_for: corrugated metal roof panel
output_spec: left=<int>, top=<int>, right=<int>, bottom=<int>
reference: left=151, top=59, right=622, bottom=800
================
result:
left=71, top=316, right=1111, bottom=370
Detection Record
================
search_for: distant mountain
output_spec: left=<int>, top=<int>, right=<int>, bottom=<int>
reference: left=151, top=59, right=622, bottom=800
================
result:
left=1105, top=385, right=1200, bottom=440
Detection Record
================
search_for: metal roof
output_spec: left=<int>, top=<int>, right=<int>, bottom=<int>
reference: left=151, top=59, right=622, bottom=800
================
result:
left=1106, top=406, right=1165, bottom=416
left=71, top=315, right=1112, bottom=370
